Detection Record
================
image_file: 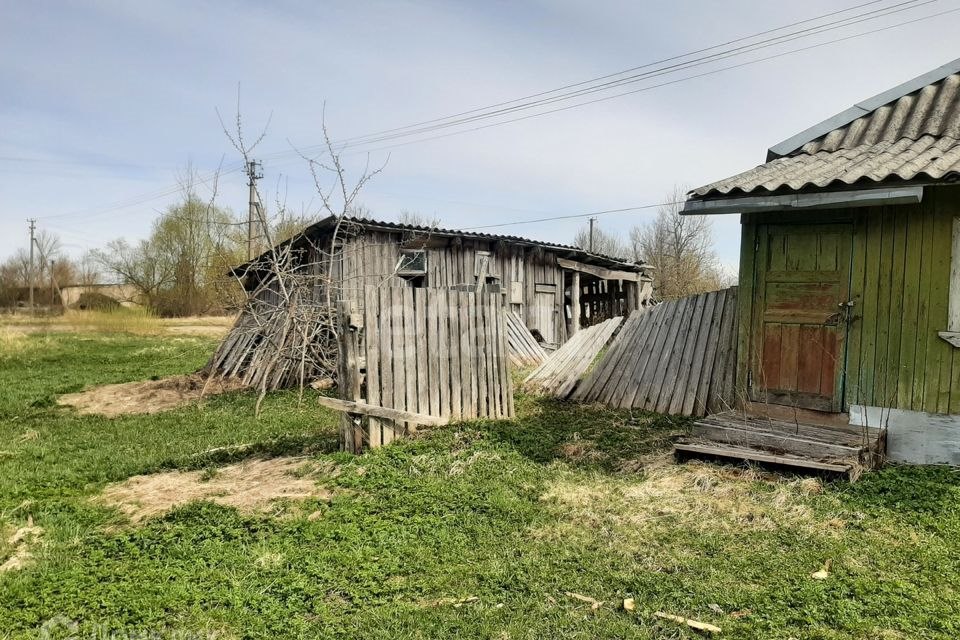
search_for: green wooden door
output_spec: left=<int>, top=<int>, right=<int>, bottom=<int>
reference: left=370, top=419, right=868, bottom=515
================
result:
left=750, top=223, right=853, bottom=412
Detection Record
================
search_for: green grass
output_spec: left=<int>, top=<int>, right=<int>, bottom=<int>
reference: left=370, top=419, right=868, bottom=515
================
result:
left=2, top=330, right=960, bottom=638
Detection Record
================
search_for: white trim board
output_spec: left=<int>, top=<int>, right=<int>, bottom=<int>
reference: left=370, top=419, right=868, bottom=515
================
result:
left=850, top=405, right=960, bottom=465
left=681, top=187, right=923, bottom=216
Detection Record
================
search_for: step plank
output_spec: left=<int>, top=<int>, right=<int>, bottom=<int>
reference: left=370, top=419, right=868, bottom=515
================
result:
left=691, top=422, right=865, bottom=461
left=674, top=442, right=856, bottom=477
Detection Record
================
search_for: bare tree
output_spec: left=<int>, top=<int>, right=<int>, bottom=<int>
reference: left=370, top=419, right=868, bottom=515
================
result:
left=398, top=210, right=441, bottom=228
left=630, top=185, right=724, bottom=299
left=206, top=101, right=387, bottom=412
left=572, top=222, right=628, bottom=259
left=75, top=251, right=102, bottom=286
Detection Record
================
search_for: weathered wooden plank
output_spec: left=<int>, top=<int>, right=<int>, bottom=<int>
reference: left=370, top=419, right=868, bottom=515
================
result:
left=642, top=296, right=690, bottom=410
left=447, top=287, right=463, bottom=418
left=674, top=443, right=855, bottom=476
left=691, top=422, right=864, bottom=460
left=621, top=302, right=674, bottom=409
left=574, top=309, right=644, bottom=401
left=667, top=291, right=708, bottom=414
left=684, top=290, right=720, bottom=416
left=459, top=291, right=475, bottom=418
left=606, top=306, right=661, bottom=407
left=365, top=287, right=383, bottom=450
left=710, top=289, right=740, bottom=414
left=415, top=289, right=429, bottom=415
left=427, top=289, right=443, bottom=417
left=318, top=396, right=450, bottom=426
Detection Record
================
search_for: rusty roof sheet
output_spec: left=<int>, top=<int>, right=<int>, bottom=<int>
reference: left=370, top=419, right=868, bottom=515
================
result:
left=690, top=58, right=960, bottom=199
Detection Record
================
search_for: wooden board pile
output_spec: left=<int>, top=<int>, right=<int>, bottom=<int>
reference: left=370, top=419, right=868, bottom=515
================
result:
left=506, top=311, right=547, bottom=368
left=573, top=287, right=738, bottom=417
left=523, top=316, right=623, bottom=397
left=205, top=284, right=335, bottom=392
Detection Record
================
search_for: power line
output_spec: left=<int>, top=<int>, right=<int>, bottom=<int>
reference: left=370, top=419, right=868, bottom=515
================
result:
left=460, top=202, right=684, bottom=231
left=29, top=1, right=960, bottom=225
left=316, top=0, right=895, bottom=148
left=269, top=0, right=934, bottom=155
left=324, top=4, right=960, bottom=159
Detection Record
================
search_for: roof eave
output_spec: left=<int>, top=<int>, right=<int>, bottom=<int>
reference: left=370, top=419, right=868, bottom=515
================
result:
left=681, top=185, right=925, bottom=215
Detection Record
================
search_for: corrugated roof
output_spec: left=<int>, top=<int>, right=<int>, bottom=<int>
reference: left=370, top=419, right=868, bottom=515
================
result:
left=690, top=58, right=960, bottom=200
left=769, top=57, right=960, bottom=158
left=236, top=215, right=646, bottom=274
left=800, top=74, right=960, bottom=154
left=692, top=135, right=960, bottom=197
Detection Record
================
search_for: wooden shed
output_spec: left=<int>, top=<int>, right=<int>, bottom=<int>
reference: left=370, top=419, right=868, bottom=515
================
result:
left=682, top=58, right=960, bottom=465
left=218, top=217, right=652, bottom=388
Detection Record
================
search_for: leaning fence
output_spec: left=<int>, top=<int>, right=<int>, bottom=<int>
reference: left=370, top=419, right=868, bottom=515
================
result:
left=572, top=287, right=738, bottom=416
left=330, top=286, right=514, bottom=452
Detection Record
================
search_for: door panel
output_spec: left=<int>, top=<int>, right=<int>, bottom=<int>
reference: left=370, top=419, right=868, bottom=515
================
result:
left=751, top=223, right=852, bottom=411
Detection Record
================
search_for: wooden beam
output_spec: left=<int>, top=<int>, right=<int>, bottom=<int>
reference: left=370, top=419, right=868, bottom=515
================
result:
left=570, top=271, right=581, bottom=334
left=556, top=257, right=642, bottom=282
left=318, top=396, right=450, bottom=426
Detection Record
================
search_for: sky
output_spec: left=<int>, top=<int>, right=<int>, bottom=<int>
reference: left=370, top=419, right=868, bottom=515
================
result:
left=2, top=0, right=960, bottom=273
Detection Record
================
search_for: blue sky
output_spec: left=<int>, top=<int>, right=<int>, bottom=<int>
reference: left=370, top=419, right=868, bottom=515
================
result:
left=3, top=0, right=960, bottom=270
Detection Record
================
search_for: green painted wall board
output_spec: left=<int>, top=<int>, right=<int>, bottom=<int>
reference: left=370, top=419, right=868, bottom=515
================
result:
left=741, top=186, right=960, bottom=415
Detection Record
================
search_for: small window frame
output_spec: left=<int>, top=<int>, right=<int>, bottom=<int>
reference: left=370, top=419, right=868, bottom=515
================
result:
left=397, top=249, right=427, bottom=277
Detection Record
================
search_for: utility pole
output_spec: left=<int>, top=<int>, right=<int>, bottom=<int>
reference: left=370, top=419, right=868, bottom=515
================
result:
left=246, top=159, right=263, bottom=261
left=588, top=216, right=596, bottom=253
left=28, top=219, right=36, bottom=311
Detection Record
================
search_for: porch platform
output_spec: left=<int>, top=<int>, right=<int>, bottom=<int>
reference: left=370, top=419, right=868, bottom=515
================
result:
left=674, top=410, right=886, bottom=482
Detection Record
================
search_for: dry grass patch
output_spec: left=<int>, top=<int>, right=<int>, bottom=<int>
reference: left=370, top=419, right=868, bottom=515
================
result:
left=0, top=518, right=43, bottom=572
left=58, top=373, right=246, bottom=417
left=96, top=457, right=335, bottom=523
left=2, top=311, right=235, bottom=337
left=536, top=459, right=845, bottom=542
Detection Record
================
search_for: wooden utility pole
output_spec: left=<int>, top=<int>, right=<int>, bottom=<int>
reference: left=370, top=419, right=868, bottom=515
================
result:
left=588, top=217, right=596, bottom=253
left=28, top=219, right=36, bottom=311
left=246, top=160, right=263, bottom=261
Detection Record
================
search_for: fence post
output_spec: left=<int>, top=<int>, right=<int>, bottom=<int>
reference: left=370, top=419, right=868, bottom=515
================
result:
left=337, top=300, right=363, bottom=453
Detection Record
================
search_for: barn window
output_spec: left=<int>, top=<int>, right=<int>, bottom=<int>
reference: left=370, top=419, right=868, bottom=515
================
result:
left=397, top=250, right=427, bottom=276
left=397, top=249, right=427, bottom=288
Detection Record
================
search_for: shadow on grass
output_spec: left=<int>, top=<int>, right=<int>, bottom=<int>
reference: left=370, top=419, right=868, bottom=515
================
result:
left=470, top=392, right=692, bottom=473
left=156, top=431, right=341, bottom=473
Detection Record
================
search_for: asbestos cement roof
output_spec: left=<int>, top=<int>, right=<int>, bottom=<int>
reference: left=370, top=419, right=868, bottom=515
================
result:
left=690, top=57, right=960, bottom=199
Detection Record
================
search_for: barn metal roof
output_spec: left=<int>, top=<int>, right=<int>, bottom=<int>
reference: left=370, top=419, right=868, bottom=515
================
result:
left=690, top=58, right=960, bottom=200
left=235, top=215, right=647, bottom=274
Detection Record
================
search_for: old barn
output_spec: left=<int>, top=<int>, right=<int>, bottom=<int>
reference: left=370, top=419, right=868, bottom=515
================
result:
left=209, top=216, right=653, bottom=396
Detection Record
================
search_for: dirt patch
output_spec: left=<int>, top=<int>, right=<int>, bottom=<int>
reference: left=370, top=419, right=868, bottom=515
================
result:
left=536, top=459, right=844, bottom=542
left=96, top=457, right=334, bottom=523
left=0, top=519, right=43, bottom=572
left=58, top=374, right=247, bottom=417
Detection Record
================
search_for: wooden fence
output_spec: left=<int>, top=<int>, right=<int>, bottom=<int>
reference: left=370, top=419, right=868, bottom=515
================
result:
left=332, top=286, right=514, bottom=452
left=524, top=316, right=623, bottom=397
left=573, top=287, right=738, bottom=416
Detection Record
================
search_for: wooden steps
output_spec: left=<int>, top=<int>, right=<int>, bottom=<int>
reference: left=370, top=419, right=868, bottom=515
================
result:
left=674, top=443, right=859, bottom=481
left=675, top=410, right=887, bottom=481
